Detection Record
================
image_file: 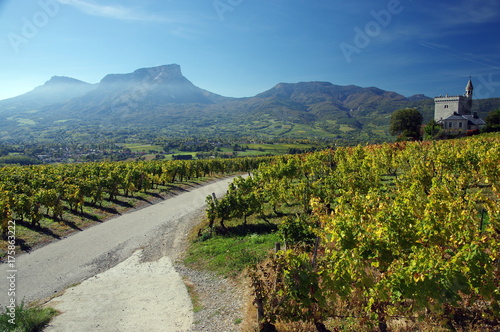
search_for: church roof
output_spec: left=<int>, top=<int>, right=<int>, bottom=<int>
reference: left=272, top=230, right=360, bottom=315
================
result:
left=463, top=114, right=485, bottom=126
left=466, top=78, right=474, bottom=91
left=440, top=112, right=485, bottom=126
left=444, top=114, right=468, bottom=120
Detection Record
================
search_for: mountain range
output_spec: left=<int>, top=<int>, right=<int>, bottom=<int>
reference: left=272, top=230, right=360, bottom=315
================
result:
left=1, top=64, right=498, bottom=143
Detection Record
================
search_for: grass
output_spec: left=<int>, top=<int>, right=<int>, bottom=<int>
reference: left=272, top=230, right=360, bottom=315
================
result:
left=122, top=143, right=164, bottom=152
left=0, top=303, right=57, bottom=332
left=245, top=142, right=319, bottom=155
left=182, top=202, right=298, bottom=331
left=234, top=150, right=272, bottom=157
left=185, top=231, right=279, bottom=278
left=339, top=124, right=356, bottom=132
left=158, top=143, right=323, bottom=160
left=163, top=151, right=198, bottom=160
left=184, top=201, right=299, bottom=278
left=15, top=119, right=36, bottom=126
left=183, top=279, right=203, bottom=313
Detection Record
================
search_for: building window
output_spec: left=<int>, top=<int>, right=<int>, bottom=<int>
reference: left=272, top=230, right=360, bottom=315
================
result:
left=448, top=122, right=453, bottom=128
left=444, top=105, right=449, bottom=109
left=459, top=122, right=463, bottom=128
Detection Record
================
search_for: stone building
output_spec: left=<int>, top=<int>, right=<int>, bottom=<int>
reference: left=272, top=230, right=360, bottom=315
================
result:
left=434, top=79, right=485, bottom=133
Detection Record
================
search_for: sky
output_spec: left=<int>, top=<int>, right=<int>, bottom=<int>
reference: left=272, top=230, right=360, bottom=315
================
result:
left=1, top=0, right=500, bottom=101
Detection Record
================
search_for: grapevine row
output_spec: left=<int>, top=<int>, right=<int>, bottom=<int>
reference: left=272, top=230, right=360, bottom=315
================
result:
left=0, top=157, right=271, bottom=236
left=207, top=134, right=500, bottom=330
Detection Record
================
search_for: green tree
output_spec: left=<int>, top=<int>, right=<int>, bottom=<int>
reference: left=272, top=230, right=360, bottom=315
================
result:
left=423, top=119, right=442, bottom=140
left=485, top=109, right=500, bottom=131
left=389, top=108, right=423, bottom=140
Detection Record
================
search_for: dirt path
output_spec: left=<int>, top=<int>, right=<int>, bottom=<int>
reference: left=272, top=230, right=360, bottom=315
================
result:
left=45, top=250, right=193, bottom=331
left=0, top=176, right=243, bottom=331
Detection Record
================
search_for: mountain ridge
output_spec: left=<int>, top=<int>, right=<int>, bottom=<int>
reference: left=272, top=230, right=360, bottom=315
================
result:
left=0, top=76, right=96, bottom=112
left=0, top=65, right=425, bottom=105
left=0, top=64, right=497, bottom=143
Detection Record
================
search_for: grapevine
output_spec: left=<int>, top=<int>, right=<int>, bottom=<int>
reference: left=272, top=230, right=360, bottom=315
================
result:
left=216, top=134, right=500, bottom=330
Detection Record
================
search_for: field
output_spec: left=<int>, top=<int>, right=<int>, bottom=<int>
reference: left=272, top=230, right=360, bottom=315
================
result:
left=122, top=143, right=164, bottom=152
left=121, top=142, right=321, bottom=160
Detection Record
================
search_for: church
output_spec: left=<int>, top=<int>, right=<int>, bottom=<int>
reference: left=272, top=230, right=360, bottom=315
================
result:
left=434, top=79, right=486, bottom=133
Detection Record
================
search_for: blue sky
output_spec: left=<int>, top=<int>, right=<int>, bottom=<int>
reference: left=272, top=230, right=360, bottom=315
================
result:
left=1, top=0, right=500, bottom=101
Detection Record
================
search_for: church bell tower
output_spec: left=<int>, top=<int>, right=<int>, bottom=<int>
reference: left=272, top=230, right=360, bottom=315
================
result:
left=434, top=78, right=474, bottom=122
left=465, top=78, right=473, bottom=110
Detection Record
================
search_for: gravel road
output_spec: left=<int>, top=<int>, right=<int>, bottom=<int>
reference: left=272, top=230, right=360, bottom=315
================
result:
left=0, top=176, right=246, bottom=331
left=45, top=250, right=194, bottom=331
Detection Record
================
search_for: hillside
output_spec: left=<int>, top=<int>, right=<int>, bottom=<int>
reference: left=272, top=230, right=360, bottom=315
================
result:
left=0, top=64, right=498, bottom=143
left=0, top=76, right=96, bottom=113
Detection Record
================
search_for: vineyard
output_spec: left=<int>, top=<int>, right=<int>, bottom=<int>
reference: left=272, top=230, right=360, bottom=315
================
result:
left=0, top=157, right=272, bottom=256
left=205, top=133, right=500, bottom=331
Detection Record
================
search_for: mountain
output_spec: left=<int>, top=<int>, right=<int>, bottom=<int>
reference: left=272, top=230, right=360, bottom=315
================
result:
left=256, top=82, right=408, bottom=107
left=0, top=76, right=96, bottom=111
left=78, top=64, right=225, bottom=105
left=0, top=64, right=498, bottom=143
left=253, top=81, right=409, bottom=119
left=44, top=64, right=230, bottom=123
left=407, top=94, right=432, bottom=102
left=199, top=82, right=411, bottom=134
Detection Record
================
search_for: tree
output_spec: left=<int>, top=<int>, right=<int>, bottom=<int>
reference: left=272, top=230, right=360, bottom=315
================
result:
left=485, top=109, right=500, bottom=131
left=389, top=108, right=423, bottom=140
left=423, top=119, right=442, bottom=140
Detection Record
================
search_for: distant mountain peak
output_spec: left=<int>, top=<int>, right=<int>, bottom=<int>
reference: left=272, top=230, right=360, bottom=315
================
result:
left=45, top=75, right=85, bottom=84
left=133, top=64, right=183, bottom=80
left=76, top=64, right=223, bottom=106
left=0, top=75, right=95, bottom=108
left=127, top=64, right=185, bottom=85
left=100, top=64, right=186, bottom=86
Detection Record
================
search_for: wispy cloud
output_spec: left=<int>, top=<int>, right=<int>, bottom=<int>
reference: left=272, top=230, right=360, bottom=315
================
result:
left=403, top=0, right=500, bottom=42
left=419, top=42, right=500, bottom=70
left=56, top=0, right=165, bottom=22
left=435, top=0, right=499, bottom=26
